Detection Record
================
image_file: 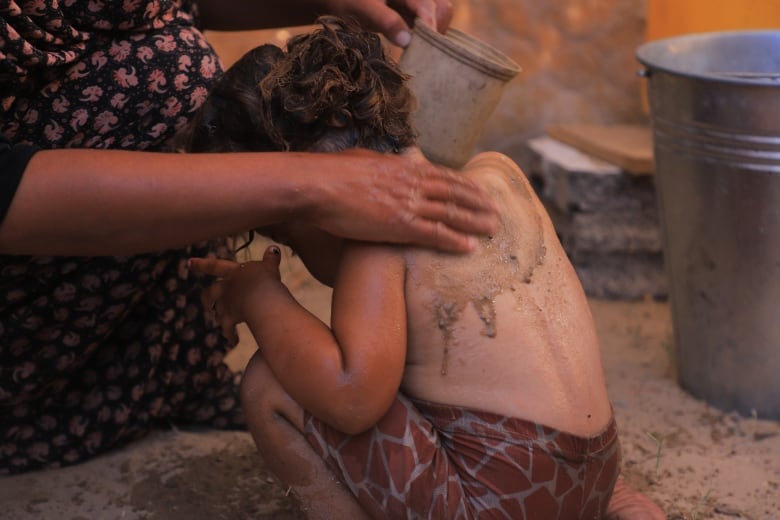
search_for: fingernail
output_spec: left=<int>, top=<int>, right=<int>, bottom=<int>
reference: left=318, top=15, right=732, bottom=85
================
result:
left=395, top=30, right=411, bottom=48
left=270, top=246, right=280, bottom=255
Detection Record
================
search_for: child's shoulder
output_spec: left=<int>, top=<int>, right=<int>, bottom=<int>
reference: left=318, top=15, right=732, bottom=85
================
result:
left=465, top=151, right=521, bottom=171
left=463, top=152, right=535, bottom=201
left=463, top=151, right=526, bottom=184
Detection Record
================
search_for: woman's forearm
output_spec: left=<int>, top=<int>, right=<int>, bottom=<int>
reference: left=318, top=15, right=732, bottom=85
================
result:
left=0, top=149, right=315, bottom=255
left=1, top=147, right=498, bottom=256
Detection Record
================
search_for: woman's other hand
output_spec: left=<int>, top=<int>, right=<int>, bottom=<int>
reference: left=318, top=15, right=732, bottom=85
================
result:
left=189, top=246, right=285, bottom=345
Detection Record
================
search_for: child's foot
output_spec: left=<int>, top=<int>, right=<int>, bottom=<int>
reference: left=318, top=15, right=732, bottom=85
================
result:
left=606, top=478, right=666, bottom=519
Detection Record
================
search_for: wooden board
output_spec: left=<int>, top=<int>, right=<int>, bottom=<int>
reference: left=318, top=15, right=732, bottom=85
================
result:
left=546, top=124, right=654, bottom=175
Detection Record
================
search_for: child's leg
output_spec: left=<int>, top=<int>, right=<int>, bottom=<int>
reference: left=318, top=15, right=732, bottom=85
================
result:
left=240, top=350, right=370, bottom=520
left=303, top=394, right=472, bottom=519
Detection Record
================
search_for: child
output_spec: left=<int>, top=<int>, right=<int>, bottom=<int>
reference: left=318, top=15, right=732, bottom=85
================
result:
left=185, top=17, right=664, bottom=520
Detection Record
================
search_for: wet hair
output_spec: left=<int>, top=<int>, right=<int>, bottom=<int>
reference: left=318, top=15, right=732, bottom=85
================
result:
left=176, top=16, right=417, bottom=155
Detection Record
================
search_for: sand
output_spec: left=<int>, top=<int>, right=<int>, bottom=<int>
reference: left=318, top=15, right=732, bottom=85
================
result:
left=2, top=245, right=778, bottom=519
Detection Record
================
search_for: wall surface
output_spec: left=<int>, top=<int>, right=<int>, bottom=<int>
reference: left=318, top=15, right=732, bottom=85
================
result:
left=450, top=0, right=649, bottom=168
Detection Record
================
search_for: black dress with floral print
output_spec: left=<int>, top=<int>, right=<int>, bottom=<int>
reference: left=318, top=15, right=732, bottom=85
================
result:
left=0, top=0, right=244, bottom=474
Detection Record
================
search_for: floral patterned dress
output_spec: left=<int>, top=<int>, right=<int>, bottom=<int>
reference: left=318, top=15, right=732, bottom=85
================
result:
left=0, top=0, right=244, bottom=474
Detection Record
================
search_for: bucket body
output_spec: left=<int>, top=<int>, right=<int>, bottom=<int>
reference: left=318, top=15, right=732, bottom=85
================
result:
left=399, top=22, right=520, bottom=169
left=637, top=31, right=780, bottom=418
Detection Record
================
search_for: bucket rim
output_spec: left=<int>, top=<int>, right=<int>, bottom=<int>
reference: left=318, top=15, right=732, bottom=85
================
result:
left=636, top=29, right=780, bottom=86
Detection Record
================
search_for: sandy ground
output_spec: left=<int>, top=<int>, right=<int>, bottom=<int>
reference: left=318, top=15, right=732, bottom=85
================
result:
left=2, top=242, right=779, bottom=519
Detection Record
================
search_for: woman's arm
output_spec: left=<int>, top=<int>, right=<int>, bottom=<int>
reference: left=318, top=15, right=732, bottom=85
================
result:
left=0, top=148, right=497, bottom=255
left=197, top=0, right=453, bottom=46
left=191, top=242, right=407, bottom=434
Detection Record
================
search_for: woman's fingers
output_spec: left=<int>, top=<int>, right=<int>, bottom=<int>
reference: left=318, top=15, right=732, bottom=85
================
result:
left=416, top=170, right=498, bottom=222
left=336, top=0, right=452, bottom=47
left=337, top=0, right=413, bottom=47
left=385, top=160, right=500, bottom=251
left=413, top=218, right=479, bottom=253
left=396, top=0, right=437, bottom=28
left=433, top=0, right=453, bottom=32
left=313, top=150, right=500, bottom=252
left=388, top=0, right=452, bottom=31
left=403, top=207, right=496, bottom=252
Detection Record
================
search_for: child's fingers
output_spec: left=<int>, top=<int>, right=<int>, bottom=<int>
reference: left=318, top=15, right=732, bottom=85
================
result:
left=262, top=245, right=283, bottom=272
left=220, top=319, right=240, bottom=346
left=188, top=257, right=239, bottom=277
left=200, top=282, right=222, bottom=311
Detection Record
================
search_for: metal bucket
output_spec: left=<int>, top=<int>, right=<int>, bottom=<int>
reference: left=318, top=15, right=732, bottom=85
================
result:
left=637, top=31, right=780, bottom=418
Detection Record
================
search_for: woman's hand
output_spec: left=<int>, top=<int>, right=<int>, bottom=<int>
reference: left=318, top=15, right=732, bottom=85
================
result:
left=327, top=0, right=454, bottom=46
left=198, top=0, right=452, bottom=46
left=189, top=246, right=285, bottom=345
left=309, top=149, right=499, bottom=253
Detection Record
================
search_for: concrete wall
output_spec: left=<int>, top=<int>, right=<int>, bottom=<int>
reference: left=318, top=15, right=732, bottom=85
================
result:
left=451, top=0, right=649, bottom=168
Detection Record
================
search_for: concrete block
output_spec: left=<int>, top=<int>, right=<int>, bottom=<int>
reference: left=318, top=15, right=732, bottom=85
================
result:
left=556, top=207, right=663, bottom=254
left=527, top=136, right=658, bottom=213
left=526, top=135, right=668, bottom=300
left=572, top=251, right=668, bottom=300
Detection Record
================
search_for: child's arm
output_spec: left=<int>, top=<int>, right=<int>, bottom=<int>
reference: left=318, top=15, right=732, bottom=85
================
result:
left=191, top=242, right=407, bottom=434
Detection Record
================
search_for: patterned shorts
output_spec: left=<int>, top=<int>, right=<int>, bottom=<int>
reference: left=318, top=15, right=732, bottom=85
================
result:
left=304, top=394, right=620, bottom=519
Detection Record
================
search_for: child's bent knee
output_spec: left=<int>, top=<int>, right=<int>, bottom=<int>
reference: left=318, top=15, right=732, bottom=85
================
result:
left=240, top=352, right=277, bottom=408
left=240, top=350, right=304, bottom=430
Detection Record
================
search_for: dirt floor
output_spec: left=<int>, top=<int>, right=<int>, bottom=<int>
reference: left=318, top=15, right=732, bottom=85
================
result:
left=1, top=240, right=778, bottom=520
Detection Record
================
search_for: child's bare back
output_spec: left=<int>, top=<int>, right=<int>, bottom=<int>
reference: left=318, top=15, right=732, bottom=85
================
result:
left=402, top=151, right=613, bottom=437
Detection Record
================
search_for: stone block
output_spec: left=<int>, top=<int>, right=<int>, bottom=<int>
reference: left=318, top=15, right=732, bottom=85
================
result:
left=548, top=205, right=663, bottom=254
left=570, top=209, right=662, bottom=253
left=572, top=251, right=668, bottom=300
left=527, top=136, right=621, bottom=212
left=527, top=136, right=658, bottom=213
left=525, top=135, right=668, bottom=299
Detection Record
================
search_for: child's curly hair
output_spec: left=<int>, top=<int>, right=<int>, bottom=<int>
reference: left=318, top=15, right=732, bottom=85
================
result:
left=177, top=16, right=417, bottom=155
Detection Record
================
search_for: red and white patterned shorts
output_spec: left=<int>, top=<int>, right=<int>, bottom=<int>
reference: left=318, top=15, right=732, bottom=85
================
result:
left=304, top=394, right=620, bottom=519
